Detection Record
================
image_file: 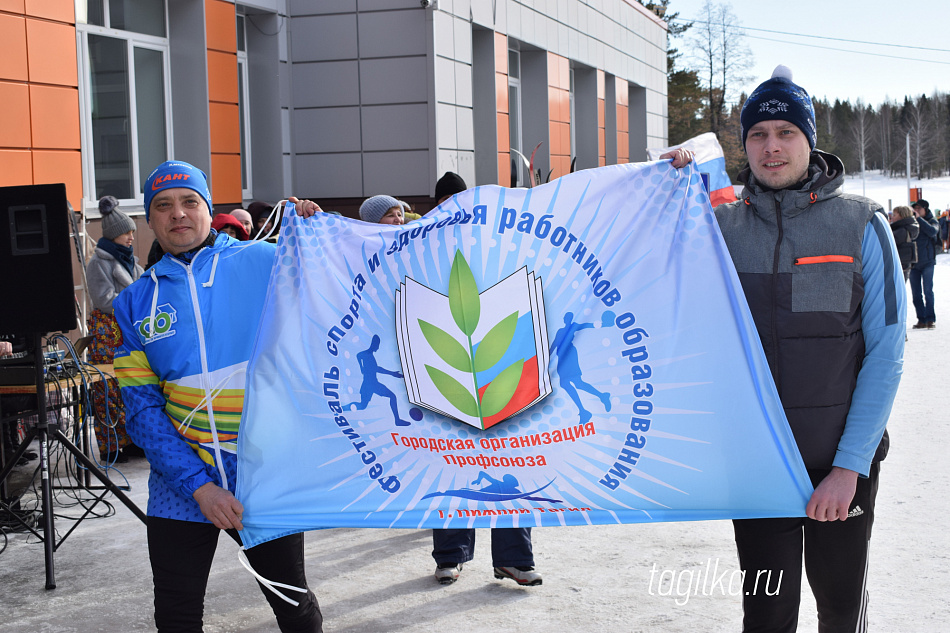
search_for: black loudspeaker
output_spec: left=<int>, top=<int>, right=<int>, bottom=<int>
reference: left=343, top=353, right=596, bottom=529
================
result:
left=0, top=184, right=77, bottom=334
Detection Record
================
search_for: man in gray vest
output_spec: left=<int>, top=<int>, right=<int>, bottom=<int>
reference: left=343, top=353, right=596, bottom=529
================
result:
left=712, top=66, right=905, bottom=632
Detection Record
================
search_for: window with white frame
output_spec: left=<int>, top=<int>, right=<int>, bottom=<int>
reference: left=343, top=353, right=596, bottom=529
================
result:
left=75, top=0, right=171, bottom=207
left=236, top=12, right=253, bottom=200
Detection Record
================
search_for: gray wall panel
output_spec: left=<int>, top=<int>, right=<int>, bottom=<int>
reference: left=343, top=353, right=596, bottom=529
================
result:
left=357, top=0, right=418, bottom=10
left=363, top=150, right=429, bottom=196
left=247, top=12, right=285, bottom=203
left=359, top=57, right=428, bottom=105
left=289, top=0, right=355, bottom=16
left=295, top=152, right=363, bottom=198
left=293, top=61, right=361, bottom=107
left=290, top=14, right=358, bottom=62
left=361, top=104, right=429, bottom=151
left=294, top=107, right=362, bottom=153
left=168, top=0, right=210, bottom=174
left=358, top=10, right=426, bottom=58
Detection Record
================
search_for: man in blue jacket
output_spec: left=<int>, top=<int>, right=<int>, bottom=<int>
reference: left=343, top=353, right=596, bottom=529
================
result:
left=114, top=161, right=323, bottom=632
left=710, top=66, right=904, bottom=632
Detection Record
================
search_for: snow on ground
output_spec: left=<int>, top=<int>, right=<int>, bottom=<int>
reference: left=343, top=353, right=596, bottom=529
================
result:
left=842, top=169, right=950, bottom=211
left=1, top=172, right=948, bottom=632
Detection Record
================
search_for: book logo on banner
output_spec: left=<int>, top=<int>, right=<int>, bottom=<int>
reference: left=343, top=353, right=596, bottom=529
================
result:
left=395, top=250, right=552, bottom=430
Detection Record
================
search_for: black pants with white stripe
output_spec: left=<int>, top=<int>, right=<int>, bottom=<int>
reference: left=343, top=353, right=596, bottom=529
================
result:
left=733, top=463, right=879, bottom=633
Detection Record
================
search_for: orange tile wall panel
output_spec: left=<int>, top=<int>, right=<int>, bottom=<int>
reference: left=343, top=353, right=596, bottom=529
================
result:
left=32, top=149, right=82, bottom=209
left=497, top=152, right=510, bottom=188
left=495, top=73, right=508, bottom=114
left=29, top=84, right=80, bottom=149
left=25, top=0, right=74, bottom=22
left=0, top=81, right=31, bottom=147
left=596, top=70, right=605, bottom=100
left=209, top=102, right=241, bottom=154
left=0, top=14, right=28, bottom=81
left=617, top=104, right=628, bottom=133
left=210, top=153, right=242, bottom=205
left=616, top=77, right=629, bottom=107
left=559, top=123, right=570, bottom=157
left=0, top=0, right=25, bottom=13
left=494, top=32, right=507, bottom=73
left=206, top=0, right=237, bottom=53
left=548, top=122, right=561, bottom=157
left=207, top=50, right=239, bottom=104
left=26, top=18, right=77, bottom=86
left=0, top=149, right=33, bottom=186
left=496, top=112, right=509, bottom=151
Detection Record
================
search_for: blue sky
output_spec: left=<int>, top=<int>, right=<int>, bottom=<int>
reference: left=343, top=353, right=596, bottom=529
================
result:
left=666, top=0, right=950, bottom=106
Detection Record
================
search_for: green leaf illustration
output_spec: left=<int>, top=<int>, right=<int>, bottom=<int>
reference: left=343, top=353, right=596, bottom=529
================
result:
left=418, top=319, right=471, bottom=373
left=425, top=365, right=479, bottom=417
left=448, top=250, right=480, bottom=337
left=473, top=311, right=519, bottom=373
left=478, top=360, right=524, bottom=418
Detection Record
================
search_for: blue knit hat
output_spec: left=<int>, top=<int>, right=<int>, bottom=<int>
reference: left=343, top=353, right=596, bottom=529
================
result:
left=143, top=160, right=213, bottom=222
left=740, top=65, right=817, bottom=150
left=359, top=195, right=401, bottom=224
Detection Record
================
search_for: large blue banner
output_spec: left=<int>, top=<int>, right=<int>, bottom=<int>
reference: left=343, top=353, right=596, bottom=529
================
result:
left=236, top=161, right=813, bottom=548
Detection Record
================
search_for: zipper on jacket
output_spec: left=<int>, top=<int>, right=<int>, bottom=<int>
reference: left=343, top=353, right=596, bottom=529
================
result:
left=794, top=255, right=854, bottom=265
left=169, top=251, right=230, bottom=491
left=771, top=198, right=783, bottom=392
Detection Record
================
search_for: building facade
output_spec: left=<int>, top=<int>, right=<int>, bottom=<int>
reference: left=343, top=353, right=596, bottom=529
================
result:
left=1, top=0, right=668, bottom=216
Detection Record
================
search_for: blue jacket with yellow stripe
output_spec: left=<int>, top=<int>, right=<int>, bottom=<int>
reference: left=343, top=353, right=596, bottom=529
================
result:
left=114, top=233, right=276, bottom=522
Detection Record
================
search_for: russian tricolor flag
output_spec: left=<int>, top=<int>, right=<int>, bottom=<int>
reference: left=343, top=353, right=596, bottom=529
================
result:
left=648, top=132, right=737, bottom=207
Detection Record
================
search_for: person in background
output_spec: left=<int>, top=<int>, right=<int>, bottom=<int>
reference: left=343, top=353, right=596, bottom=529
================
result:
left=211, top=213, right=250, bottom=241
left=910, top=199, right=939, bottom=329
left=398, top=200, right=422, bottom=222
left=434, top=171, right=467, bottom=206
left=359, top=195, right=405, bottom=226
left=232, top=208, right=255, bottom=239
left=890, top=205, right=919, bottom=283
left=248, top=200, right=278, bottom=239
left=85, top=196, right=146, bottom=463
left=938, top=206, right=949, bottom=253
left=686, top=65, right=904, bottom=632
left=113, top=161, right=324, bottom=632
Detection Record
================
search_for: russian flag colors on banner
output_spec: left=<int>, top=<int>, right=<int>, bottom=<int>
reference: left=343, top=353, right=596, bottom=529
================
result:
left=648, top=132, right=738, bottom=207
left=235, top=161, right=812, bottom=548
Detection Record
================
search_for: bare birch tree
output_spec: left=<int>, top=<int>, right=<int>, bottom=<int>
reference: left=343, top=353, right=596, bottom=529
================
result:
left=688, top=1, right=752, bottom=136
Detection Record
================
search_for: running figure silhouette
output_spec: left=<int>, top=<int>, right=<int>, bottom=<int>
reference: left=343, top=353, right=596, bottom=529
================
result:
left=549, top=312, right=611, bottom=423
left=344, top=334, right=412, bottom=426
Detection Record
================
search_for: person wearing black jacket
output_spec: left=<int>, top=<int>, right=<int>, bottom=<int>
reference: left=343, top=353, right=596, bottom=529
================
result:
left=890, top=205, right=919, bottom=281
left=910, top=199, right=940, bottom=329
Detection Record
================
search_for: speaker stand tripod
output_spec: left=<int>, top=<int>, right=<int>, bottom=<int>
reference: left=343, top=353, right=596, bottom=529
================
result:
left=0, top=333, right=146, bottom=589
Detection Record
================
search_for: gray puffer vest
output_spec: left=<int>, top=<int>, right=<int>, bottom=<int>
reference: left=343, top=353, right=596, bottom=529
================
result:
left=714, top=151, right=887, bottom=469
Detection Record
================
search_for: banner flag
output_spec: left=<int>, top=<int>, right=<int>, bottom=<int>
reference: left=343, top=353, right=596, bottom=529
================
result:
left=236, top=161, right=812, bottom=548
left=647, top=133, right=738, bottom=207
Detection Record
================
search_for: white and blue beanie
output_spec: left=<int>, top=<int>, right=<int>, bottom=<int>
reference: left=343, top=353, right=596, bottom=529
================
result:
left=740, top=65, right=817, bottom=150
